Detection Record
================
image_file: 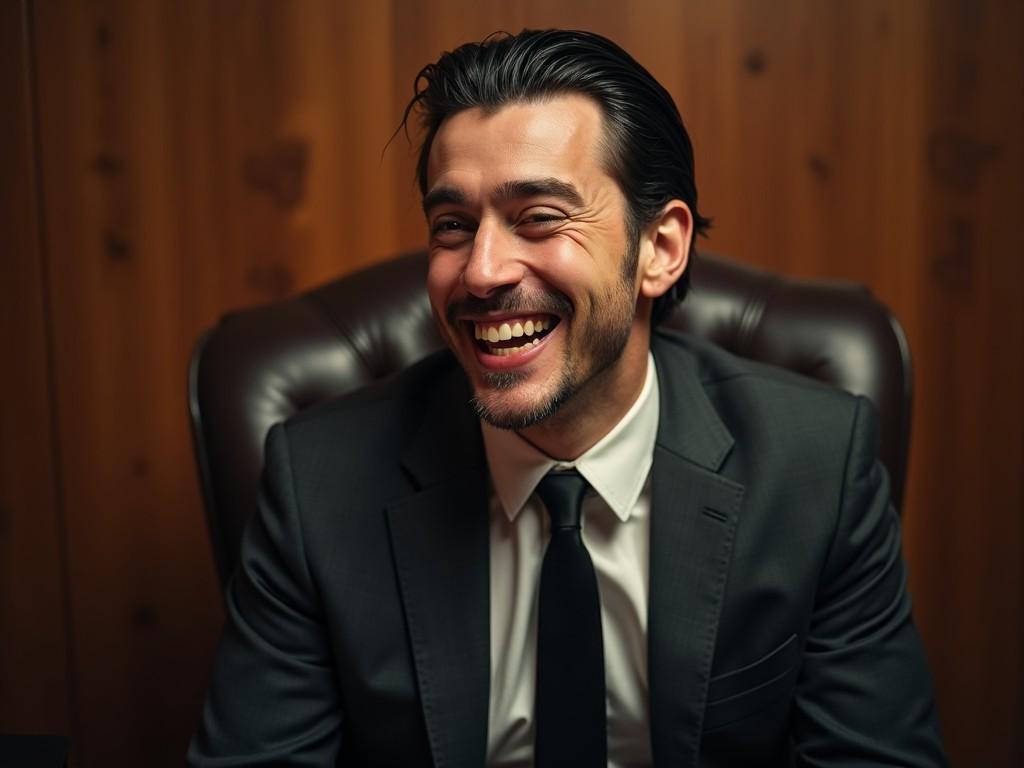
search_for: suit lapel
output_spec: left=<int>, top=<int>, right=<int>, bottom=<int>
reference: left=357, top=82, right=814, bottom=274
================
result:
left=648, top=335, right=744, bottom=767
left=386, top=367, right=491, bottom=768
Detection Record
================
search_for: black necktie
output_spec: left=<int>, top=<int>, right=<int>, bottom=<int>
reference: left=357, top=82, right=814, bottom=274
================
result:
left=534, top=470, right=607, bottom=767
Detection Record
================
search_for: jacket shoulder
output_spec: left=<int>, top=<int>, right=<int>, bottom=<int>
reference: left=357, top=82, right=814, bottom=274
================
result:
left=653, top=329, right=861, bottom=417
left=652, top=329, right=872, bottom=483
left=654, top=329, right=845, bottom=398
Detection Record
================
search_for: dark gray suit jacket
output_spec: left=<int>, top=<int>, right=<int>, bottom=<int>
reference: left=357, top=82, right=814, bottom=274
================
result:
left=190, top=331, right=946, bottom=767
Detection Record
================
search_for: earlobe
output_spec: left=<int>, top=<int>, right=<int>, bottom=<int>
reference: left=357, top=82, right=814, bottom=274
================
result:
left=639, top=201, right=693, bottom=299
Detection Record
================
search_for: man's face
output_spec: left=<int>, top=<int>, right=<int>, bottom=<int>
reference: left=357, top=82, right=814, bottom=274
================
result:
left=424, top=95, right=649, bottom=432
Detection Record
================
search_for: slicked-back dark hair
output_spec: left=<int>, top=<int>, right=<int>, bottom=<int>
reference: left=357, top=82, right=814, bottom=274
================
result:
left=402, top=29, right=711, bottom=324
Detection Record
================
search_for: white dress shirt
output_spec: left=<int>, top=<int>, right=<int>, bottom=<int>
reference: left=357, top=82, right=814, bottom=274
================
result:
left=482, top=353, right=660, bottom=767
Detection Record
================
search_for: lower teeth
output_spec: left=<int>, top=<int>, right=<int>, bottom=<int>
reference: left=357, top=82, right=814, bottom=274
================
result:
left=489, top=338, right=541, bottom=356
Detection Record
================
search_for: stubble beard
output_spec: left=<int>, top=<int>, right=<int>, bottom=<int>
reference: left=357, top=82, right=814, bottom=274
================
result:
left=471, top=367, right=576, bottom=430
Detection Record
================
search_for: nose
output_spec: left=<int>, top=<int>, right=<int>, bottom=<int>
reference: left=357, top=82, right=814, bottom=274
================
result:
left=461, top=218, right=526, bottom=298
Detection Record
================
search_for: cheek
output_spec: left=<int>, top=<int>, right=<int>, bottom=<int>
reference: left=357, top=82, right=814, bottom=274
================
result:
left=426, top=253, right=463, bottom=315
left=525, top=240, right=590, bottom=294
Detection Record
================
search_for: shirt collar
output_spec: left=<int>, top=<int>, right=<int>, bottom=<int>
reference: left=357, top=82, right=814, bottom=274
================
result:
left=482, top=352, right=660, bottom=522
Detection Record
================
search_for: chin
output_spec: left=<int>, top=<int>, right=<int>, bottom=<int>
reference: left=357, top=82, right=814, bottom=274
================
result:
left=470, top=373, right=575, bottom=431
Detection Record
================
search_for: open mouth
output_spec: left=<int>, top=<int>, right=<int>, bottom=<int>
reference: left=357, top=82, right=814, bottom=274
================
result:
left=470, top=315, right=559, bottom=357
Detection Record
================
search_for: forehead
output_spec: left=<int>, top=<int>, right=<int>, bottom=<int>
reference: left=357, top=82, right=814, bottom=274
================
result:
left=425, top=94, right=610, bottom=197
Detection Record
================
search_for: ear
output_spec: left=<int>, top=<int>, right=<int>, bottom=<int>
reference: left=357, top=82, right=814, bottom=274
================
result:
left=638, top=200, right=693, bottom=300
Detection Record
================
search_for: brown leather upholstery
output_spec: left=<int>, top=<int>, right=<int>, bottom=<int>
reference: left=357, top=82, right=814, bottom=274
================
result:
left=189, top=251, right=912, bottom=587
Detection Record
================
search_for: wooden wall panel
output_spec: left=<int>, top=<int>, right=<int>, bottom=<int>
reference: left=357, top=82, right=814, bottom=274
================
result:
left=10, top=0, right=1022, bottom=764
left=0, top=0, right=74, bottom=741
left=912, top=1, right=1024, bottom=763
left=30, top=2, right=222, bottom=763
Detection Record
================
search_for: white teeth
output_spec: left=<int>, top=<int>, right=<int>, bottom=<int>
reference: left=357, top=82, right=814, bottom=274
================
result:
left=473, top=315, right=555, bottom=346
left=482, top=335, right=545, bottom=356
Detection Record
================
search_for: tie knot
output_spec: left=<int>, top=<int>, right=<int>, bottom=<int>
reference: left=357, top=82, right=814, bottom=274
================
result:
left=535, top=470, right=589, bottom=529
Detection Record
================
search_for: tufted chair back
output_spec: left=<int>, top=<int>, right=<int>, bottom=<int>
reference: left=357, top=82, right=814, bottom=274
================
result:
left=189, top=251, right=912, bottom=587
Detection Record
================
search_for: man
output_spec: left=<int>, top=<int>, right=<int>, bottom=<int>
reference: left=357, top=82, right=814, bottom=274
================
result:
left=190, top=29, right=946, bottom=766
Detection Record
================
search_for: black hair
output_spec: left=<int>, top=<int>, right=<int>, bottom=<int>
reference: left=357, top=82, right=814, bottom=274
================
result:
left=401, top=29, right=711, bottom=323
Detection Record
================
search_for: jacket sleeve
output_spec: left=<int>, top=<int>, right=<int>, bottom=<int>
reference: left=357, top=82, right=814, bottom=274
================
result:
left=188, top=422, right=343, bottom=766
left=792, top=396, right=947, bottom=766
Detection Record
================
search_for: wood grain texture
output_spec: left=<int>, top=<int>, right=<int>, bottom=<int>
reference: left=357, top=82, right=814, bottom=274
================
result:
left=12, top=0, right=1022, bottom=764
left=912, top=1, right=1024, bottom=764
left=30, top=2, right=226, bottom=763
left=0, top=0, right=75, bottom=741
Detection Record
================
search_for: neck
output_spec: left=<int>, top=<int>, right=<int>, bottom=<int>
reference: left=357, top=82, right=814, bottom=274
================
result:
left=517, top=337, right=651, bottom=461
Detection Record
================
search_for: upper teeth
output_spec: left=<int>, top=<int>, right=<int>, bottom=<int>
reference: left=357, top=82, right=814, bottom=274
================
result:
left=473, top=317, right=552, bottom=342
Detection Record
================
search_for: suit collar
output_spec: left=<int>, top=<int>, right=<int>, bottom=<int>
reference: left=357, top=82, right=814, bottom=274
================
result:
left=648, top=332, right=744, bottom=767
left=401, top=361, right=487, bottom=485
left=390, top=362, right=491, bottom=768
left=651, top=331, right=734, bottom=471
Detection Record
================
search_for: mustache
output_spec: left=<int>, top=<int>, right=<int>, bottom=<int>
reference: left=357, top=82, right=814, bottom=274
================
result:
left=446, top=288, right=572, bottom=325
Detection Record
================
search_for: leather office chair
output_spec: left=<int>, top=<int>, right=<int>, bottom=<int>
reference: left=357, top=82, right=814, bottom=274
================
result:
left=189, top=251, right=912, bottom=588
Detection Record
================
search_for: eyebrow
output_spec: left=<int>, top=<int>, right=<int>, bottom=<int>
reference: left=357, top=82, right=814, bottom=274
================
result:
left=422, top=177, right=584, bottom=216
left=422, top=186, right=466, bottom=216
left=494, top=178, right=585, bottom=208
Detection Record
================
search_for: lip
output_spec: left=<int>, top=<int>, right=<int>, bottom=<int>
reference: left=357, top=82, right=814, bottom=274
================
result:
left=467, top=318, right=559, bottom=371
left=461, top=311, right=555, bottom=324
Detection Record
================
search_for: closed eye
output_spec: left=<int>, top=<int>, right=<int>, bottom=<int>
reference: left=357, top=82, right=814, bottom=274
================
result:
left=515, top=210, right=567, bottom=236
left=430, top=216, right=476, bottom=246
